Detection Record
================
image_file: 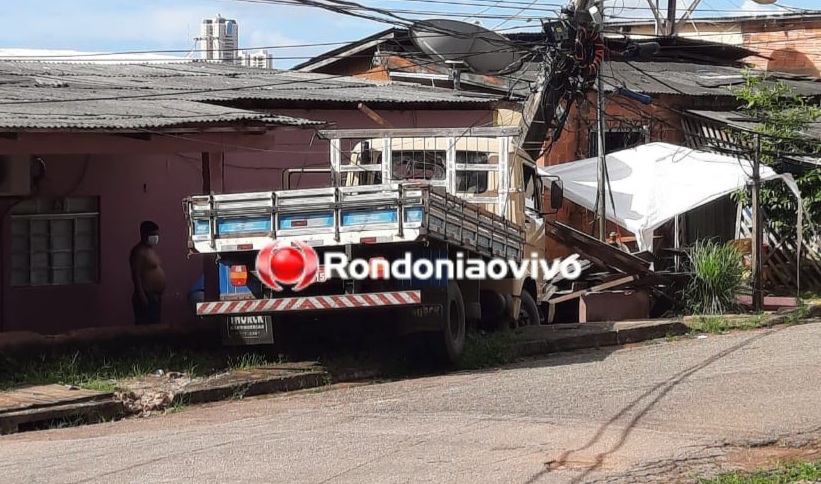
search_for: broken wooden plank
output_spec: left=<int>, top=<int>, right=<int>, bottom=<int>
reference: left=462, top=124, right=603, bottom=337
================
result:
left=548, top=275, right=638, bottom=304
left=546, top=222, right=660, bottom=278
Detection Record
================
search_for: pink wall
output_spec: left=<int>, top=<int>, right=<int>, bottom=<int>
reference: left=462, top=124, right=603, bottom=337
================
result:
left=0, top=108, right=492, bottom=334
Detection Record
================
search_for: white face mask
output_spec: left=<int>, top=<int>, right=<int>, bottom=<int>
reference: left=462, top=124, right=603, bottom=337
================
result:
left=147, top=235, right=159, bottom=246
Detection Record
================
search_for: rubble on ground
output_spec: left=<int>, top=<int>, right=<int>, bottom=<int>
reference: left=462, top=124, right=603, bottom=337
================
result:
left=115, top=369, right=202, bottom=417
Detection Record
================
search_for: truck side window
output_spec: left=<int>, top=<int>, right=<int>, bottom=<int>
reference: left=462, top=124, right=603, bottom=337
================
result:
left=456, top=151, right=490, bottom=194
left=348, top=147, right=383, bottom=186
left=523, top=165, right=541, bottom=213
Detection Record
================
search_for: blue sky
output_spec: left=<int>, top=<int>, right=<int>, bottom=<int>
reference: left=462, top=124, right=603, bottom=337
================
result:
left=1, top=0, right=817, bottom=68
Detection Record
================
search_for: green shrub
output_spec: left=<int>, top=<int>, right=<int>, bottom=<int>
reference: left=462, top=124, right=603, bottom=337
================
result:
left=684, top=239, right=745, bottom=315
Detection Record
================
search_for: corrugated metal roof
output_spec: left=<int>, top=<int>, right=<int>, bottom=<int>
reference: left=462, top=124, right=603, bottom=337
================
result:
left=0, top=92, right=324, bottom=130
left=687, top=110, right=821, bottom=139
left=371, top=55, right=821, bottom=100
left=0, top=98, right=322, bottom=130
left=0, top=61, right=499, bottom=104
left=603, top=62, right=821, bottom=97
left=0, top=61, right=498, bottom=131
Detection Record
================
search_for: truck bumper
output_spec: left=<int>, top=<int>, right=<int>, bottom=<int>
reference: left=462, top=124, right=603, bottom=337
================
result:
left=196, top=290, right=422, bottom=316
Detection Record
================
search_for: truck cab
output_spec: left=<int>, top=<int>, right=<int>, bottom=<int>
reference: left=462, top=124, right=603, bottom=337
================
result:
left=337, top=132, right=551, bottom=305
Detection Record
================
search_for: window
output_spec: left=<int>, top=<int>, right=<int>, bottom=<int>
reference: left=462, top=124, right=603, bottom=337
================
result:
left=523, top=164, right=542, bottom=213
left=348, top=148, right=492, bottom=194
left=589, top=130, right=645, bottom=157
left=455, top=151, right=491, bottom=194
left=10, top=197, right=100, bottom=287
left=391, top=150, right=446, bottom=181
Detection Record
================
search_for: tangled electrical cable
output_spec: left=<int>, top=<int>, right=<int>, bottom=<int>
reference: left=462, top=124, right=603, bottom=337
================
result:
left=573, top=27, right=605, bottom=79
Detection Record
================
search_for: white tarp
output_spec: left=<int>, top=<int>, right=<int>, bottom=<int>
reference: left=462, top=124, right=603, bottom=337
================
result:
left=541, top=142, right=781, bottom=251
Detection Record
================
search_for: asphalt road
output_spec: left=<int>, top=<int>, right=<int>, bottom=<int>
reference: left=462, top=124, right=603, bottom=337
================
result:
left=2, top=323, right=820, bottom=484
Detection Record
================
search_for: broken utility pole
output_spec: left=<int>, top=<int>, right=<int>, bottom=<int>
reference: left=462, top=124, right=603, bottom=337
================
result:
left=596, top=70, right=607, bottom=241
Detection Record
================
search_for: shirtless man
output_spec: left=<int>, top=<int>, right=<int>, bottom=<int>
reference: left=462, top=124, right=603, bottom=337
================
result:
left=130, top=221, right=166, bottom=324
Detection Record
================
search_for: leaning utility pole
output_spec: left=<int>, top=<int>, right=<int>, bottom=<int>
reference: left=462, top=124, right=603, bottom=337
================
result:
left=596, top=69, right=607, bottom=241
left=666, top=0, right=678, bottom=36
left=751, top=134, right=764, bottom=311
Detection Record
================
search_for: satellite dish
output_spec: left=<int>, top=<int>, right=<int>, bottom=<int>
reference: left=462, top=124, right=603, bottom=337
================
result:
left=409, top=19, right=523, bottom=75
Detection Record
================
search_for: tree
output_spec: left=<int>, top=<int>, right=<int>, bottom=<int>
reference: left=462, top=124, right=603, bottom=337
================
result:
left=731, top=73, right=821, bottom=242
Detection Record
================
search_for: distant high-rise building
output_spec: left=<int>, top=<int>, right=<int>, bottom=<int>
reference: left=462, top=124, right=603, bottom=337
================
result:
left=198, top=14, right=239, bottom=63
left=238, top=50, right=274, bottom=69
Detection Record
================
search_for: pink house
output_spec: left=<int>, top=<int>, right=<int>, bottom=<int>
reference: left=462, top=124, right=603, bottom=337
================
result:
left=0, top=62, right=497, bottom=334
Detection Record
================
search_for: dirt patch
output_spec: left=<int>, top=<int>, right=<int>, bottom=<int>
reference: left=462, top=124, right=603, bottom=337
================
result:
left=724, top=445, right=821, bottom=472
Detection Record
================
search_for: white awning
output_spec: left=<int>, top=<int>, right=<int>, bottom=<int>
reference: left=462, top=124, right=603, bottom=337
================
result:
left=540, top=142, right=781, bottom=251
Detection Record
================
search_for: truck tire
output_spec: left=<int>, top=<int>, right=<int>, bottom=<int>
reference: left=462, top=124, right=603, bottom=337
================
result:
left=429, top=281, right=466, bottom=365
left=518, top=290, right=540, bottom=327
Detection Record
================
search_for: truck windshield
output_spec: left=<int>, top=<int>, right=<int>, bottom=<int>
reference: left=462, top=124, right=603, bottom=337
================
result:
left=391, top=151, right=446, bottom=181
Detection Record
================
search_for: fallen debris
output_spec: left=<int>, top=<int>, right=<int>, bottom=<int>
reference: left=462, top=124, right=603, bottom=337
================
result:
left=545, top=221, right=687, bottom=323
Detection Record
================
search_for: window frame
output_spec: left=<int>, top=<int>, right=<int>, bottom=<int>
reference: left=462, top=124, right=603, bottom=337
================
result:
left=9, top=196, right=101, bottom=287
left=522, top=162, right=543, bottom=215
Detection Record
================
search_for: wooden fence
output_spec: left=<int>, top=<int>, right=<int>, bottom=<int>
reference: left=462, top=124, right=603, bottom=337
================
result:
left=736, top=205, right=821, bottom=294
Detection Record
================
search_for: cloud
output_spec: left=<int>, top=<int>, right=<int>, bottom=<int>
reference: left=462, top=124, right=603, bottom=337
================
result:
left=0, top=0, right=353, bottom=54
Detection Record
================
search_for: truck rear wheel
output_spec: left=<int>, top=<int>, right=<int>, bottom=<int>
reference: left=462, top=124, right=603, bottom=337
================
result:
left=429, top=281, right=466, bottom=365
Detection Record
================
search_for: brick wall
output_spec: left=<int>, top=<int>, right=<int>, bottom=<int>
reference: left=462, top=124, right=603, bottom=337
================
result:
left=542, top=93, right=737, bottom=257
left=742, top=19, right=821, bottom=76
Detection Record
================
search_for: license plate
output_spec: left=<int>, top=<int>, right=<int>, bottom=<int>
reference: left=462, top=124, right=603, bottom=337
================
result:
left=223, top=315, right=274, bottom=345
left=410, top=304, right=443, bottom=318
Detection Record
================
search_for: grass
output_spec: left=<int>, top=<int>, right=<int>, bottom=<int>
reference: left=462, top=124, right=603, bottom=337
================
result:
left=45, top=415, right=87, bottom=430
left=684, top=239, right=746, bottom=316
left=455, top=330, right=513, bottom=370
left=0, top=347, right=277, bottom=393
left=228, top=352, right=280, bottom=371
left=687, top=314, right=769, bottom=335
left=699, top=459, right=821, bottom=483
left=168, top=395, right=189, bottom=413
left=684, top=298, right=818, bottom=335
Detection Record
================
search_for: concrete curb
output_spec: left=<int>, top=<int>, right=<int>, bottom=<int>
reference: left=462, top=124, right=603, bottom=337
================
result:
left=171, top=370, right=329, bottom=406
left=680, top=302, right=821, bottom=329
left=508, top=321, right=688, bottom=359
left=1, top=399, right=124, bottom=435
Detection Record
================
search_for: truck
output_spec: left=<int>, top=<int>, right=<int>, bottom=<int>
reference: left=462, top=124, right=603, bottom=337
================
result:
left=183, top=126, right=564, bottom=364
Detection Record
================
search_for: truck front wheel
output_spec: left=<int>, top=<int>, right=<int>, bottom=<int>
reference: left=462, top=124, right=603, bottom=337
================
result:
left=518, top=290, right=540, bottom=327
left=429, top=281, right=466, bottom=365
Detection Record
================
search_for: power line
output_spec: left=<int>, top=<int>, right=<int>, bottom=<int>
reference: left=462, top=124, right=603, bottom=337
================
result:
left=5, top=29, right=821, bottom=66
left=4, top=22, right=821, bottom=65
left=0, top=40, right=363, bottom=59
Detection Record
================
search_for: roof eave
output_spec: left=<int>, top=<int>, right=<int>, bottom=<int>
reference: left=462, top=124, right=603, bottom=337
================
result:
left=0, top=119, right=326, bottom=135
left=292, top=28, right=399, bottom=72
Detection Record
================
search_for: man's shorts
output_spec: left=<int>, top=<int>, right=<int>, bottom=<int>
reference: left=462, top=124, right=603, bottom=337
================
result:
left=133, top=292, right=162, bottom=325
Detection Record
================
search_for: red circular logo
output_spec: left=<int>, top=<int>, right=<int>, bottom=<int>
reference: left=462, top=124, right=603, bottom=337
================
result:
left=256, top=241, right=318, bottom=292
left=269, top=247, right=304, bottom=284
